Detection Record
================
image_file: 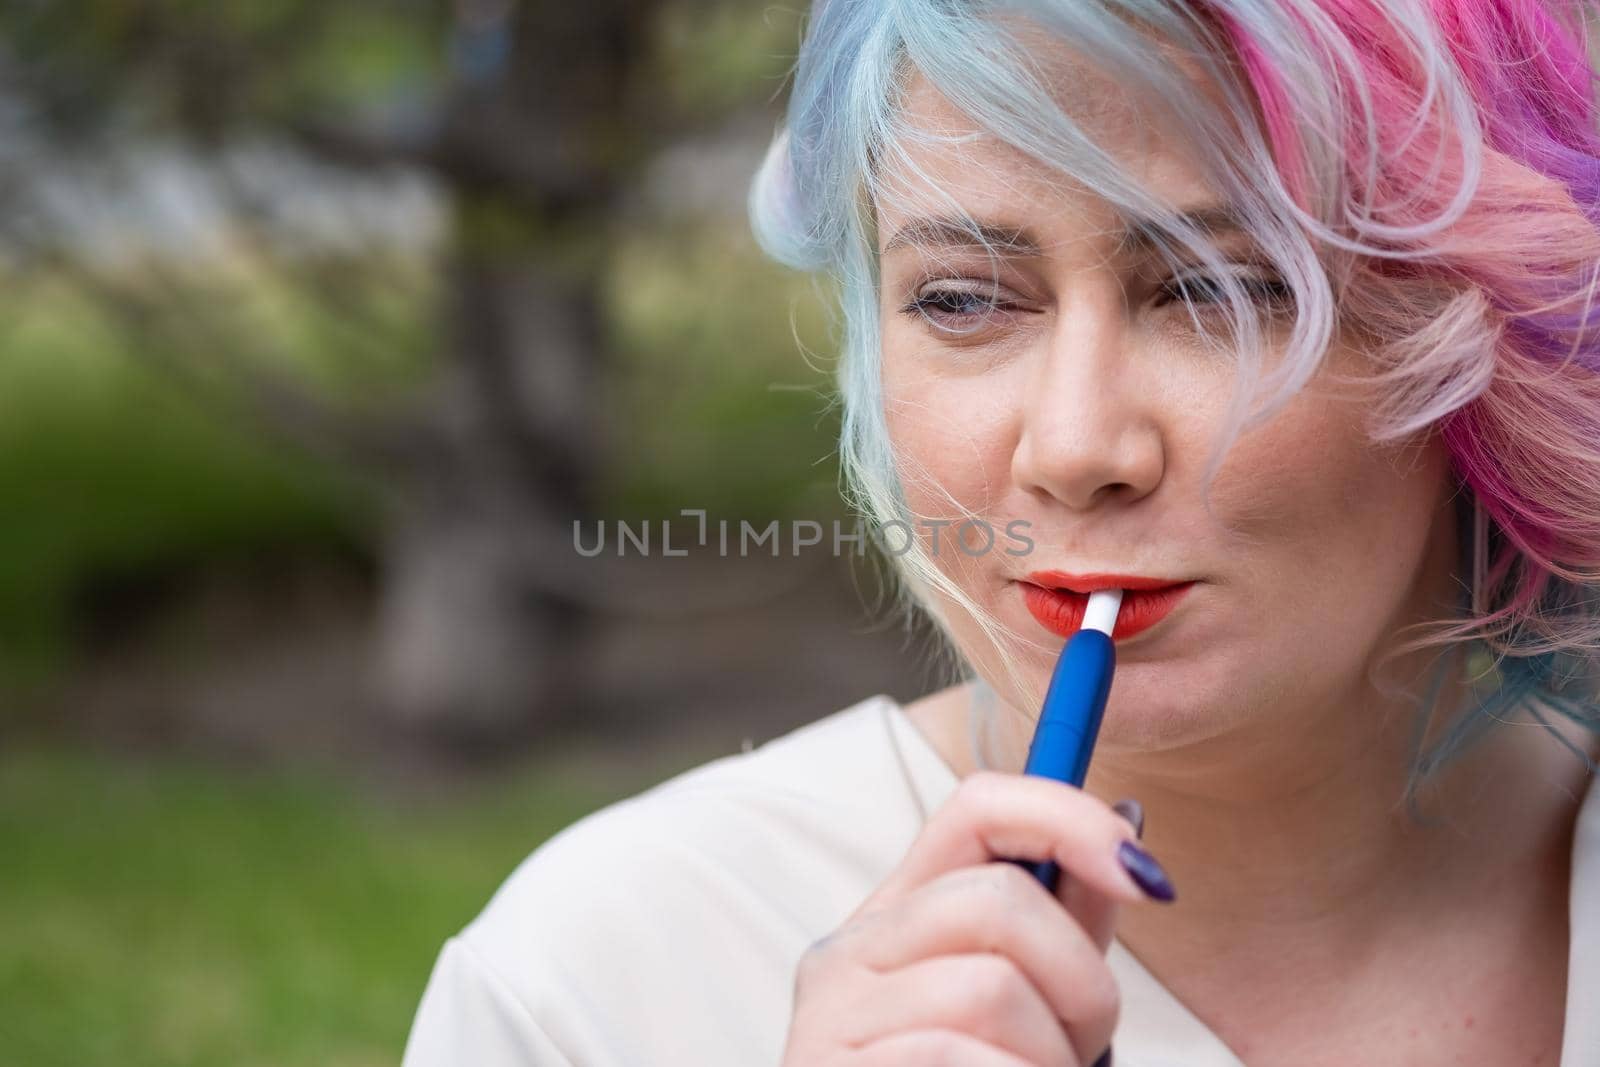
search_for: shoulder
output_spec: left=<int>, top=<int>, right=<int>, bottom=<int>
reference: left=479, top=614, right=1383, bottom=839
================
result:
left=403, top=694, right=947, bottom=1065
left=467, top=693, right=928, bottom=930
left=452, top=692, right=943, bottom=1003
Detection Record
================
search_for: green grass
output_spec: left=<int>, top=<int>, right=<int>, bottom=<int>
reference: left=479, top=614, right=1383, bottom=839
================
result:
left=0, top=746, right=684, bottom=1067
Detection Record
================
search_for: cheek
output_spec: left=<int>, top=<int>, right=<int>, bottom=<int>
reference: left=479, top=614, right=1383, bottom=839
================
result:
left=1203, top=386, right=1450, bottom=624
left=882, top=352, right=1018, bottom=518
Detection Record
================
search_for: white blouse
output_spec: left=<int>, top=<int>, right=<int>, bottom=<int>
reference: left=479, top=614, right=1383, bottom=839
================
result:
left=402, top=694, right=1600, bottom=1066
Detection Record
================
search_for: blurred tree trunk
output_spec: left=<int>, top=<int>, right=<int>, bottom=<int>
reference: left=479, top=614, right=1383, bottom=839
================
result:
left=374, top=0, right=653, bottom=743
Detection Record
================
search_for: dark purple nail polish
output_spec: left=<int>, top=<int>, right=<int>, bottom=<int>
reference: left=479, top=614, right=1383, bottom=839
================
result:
left=1091, top=1047, right=1114, bottom=1067
left=1117, top=840, right=1177, bottom=902
left=1111, top=797, right=1145, bottom=840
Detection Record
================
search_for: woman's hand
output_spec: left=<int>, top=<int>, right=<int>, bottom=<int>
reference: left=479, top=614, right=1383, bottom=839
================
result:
left=779, top=772, right=1168, bottom=1066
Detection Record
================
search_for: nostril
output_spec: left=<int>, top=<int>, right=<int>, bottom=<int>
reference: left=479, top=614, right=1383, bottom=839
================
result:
left=1090, top=482, right=1136, bottom=506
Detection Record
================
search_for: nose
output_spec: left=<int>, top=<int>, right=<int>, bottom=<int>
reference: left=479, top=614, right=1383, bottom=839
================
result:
left=1010, top=294, right=1166, bottom=511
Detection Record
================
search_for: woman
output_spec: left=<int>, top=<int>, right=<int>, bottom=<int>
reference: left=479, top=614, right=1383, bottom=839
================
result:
left=403, top=0, right=1600, bottom=1063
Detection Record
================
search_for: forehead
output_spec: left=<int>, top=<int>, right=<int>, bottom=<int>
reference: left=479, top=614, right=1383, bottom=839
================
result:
left=874, top=31, right=1226, bottom=252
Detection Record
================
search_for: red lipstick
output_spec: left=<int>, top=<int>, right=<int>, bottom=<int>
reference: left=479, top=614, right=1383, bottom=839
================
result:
left=1021, top=571, right=1195, bottom=640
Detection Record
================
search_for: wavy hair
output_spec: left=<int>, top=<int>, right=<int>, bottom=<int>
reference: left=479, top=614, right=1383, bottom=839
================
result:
left=747, top=0, right=1600, bottom=801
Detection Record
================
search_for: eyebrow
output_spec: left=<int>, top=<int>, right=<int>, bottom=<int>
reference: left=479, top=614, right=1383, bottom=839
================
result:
left=879, top=204, right=1248, bottom=258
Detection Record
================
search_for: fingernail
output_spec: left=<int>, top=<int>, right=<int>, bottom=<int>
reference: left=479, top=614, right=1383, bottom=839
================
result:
left=1117, top=840, right=1177, bottom=902
left=1092, top=1047, right=1114, bottom=1067
left=1111, top=797, right=1144, bottom=840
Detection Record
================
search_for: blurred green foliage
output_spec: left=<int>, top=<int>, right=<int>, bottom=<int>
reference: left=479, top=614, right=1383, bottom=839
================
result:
left=0, top=278, right=386, bottom=687
left=655, top=4, right=805, bottom=117
left=0, top=0, right=837, bottom=691
left=0, top=744, right=683, bottom=1067
left=606, top=219, right=842, bottom=520
left=0, top=216, right=840, bottom=687
left=7, top=1, right=446, bottom=135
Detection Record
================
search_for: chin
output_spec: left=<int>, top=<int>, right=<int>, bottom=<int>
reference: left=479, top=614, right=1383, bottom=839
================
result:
left=1095, top=695, right=1220, bottom=750
left=1096, top=659, right=1246, bottom=752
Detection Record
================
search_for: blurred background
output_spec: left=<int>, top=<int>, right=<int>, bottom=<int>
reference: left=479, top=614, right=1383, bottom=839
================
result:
left=0, top=3, right=943, bottom=1064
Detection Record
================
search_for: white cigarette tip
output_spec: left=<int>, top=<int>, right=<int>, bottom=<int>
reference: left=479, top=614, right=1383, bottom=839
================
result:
left=1082, top=589, right=1123, bottom=635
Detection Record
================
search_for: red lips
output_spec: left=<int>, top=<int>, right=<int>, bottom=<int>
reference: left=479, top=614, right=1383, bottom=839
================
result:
left=1021, top=571, right=1195, bottom=640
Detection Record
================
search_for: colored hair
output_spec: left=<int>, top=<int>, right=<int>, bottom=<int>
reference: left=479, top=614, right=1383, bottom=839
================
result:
left=747, top=0, right=1600, bottom=802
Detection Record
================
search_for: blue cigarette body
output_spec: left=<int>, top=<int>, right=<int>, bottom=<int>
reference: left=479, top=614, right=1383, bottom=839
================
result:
left=1012, top=627, right=1117, bottom=893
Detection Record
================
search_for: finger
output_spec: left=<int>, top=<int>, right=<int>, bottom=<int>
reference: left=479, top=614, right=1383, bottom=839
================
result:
left=1059, top=872, right=1120, bottom=955
left=842, top=953, right=1075, bottom=1065
left=850, top=862, right=1121, bottom=1062
left=872, top=772, right=1153, bottom=907
left=855, top=1029, right=1043, bottom=1067
left=1064, top=797, right=1145, bottom=951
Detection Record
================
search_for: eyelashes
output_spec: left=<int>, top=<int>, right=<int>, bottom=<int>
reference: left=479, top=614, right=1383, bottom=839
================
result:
left=899, top=285, right=1005, bottom=335
left=1158, top=273, right=1296, bottom=314
left=897, top=272, right=1295, bottom=337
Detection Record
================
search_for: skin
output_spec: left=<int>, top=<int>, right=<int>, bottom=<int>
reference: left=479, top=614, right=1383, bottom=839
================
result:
left=782, top=47, right=1600, bottom=1067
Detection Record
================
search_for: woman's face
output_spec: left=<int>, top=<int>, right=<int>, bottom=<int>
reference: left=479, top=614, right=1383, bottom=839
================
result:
left=876, top=68, right=1463, bottom=759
